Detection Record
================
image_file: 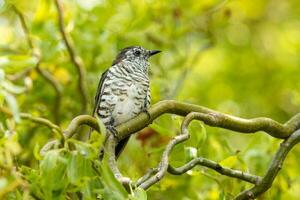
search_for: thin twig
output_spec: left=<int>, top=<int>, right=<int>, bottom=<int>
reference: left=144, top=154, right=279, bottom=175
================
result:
left=6, top=68, right=32, bottom=81
left=37, top=65, right=63, bottom=124
left=12, top=6, right=34, bottom=50
left=168, top=157, right=261, bottom=184
left=1, top=106, right=63, bottom=139
left=20, top=113, right=62, bottom=135
left=135, top=168, right=159, bottom=187
left=54, top=0, right=88, bottom=113
left=13, top=6, right=63, bottom=124
left=36, top=64, right=63, bottom=124
left=40, top=140, right=61, bottom=156
left=137, top=112, right=195, bottom=189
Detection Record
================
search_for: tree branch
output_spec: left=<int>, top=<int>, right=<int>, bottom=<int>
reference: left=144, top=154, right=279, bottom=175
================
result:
left=62, top=100, right=300, bottom=141
left=234, top=129, right=300, bottom=200
left=20, top=113, right=62, bottom=135
left=13, top=6, right=63, bottom=124
left=63, top=115, right=99, bottom=138
left=135, top=168, right=159, bottom=187
left=136, top=112, right=262, bottom=189
left=167, top=157, right=261, bottom=184
left=54, top=0, right=88, bottom=113
left=39, top=100, right=300, bottom=198
left=12, top=6, right=34, bottom=50
left=106, top=135, right=131, bottom=187
left=137, top=112, right=194, bottom=189
left=36, top=64, right=63, bottom=124
left=117, top=100, right=300, bottom=140
left=6, top=68, right=32, bottom=81
left=1, top=106, right=63, bottom=140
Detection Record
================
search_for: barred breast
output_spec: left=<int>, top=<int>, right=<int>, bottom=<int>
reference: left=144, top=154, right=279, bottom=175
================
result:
left=97, top=61, right=150, bottom=126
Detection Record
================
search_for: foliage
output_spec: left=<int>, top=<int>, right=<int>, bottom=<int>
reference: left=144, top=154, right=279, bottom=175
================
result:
left=1, top=0, right=300, bottom=199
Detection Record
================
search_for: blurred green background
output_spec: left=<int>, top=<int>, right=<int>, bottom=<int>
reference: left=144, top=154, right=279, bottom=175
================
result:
left=1, top=0, right=300, bottom=199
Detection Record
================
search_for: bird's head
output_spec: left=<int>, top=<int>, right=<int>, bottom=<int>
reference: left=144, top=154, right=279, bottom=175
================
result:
left=112, top=46, right=161, bottom=66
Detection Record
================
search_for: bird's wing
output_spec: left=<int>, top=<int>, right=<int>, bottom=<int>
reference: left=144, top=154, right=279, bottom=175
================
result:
left=92, top=69, right=109, bottom=116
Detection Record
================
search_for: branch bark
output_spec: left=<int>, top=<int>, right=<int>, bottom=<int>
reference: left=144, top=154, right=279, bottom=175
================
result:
left=105, top=135, right=131, bottom=187
left=137, top=112, right=194, bottom=189
left=63, top=100, right=300, bottom=141
left=54, top=0, right=88, bottom=113
left=168, top=157, right=261, bottom=185
left=136, top=112, right=262, bottom=189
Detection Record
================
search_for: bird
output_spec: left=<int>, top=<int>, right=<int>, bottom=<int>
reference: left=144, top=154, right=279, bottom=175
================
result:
left=92, top=46, right=161, bottom=158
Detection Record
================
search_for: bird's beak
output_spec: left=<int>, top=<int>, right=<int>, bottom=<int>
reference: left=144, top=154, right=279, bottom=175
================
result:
left=149, top=50, right=161, bottom=57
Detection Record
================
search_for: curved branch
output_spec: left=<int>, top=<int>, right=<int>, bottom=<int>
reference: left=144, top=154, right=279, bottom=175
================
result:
left=106, top=135, right=131, bottom=187
left=234, top=129, right=300, bottom=200
left=63, top=115, right=99, bottom=138
left=0, top=106, right=65, bottom=142
left=13, top=6, right=63, bottom=124
left=136, top=112, right=263, bottom=189
left=168, top=157, right=261, bottom=184
left=116, top=100, right=300, bottom=140
left=135, top=168, right=159, bottom=187
left=20, top=113, right=62, bottom=134
left=36, top=64, right=63, bottom=124
left=1, top=106, right=62, bottom=136
left=19, top=100, right=300, bottom=198
left=62, top=100, right=300, bottom=141
left=137, top=112, right=195, bottom=189
left=54, top=0, right=88, bottom=113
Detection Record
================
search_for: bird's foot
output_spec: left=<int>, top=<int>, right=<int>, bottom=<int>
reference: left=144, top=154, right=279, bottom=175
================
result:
left=142, top=108, right=151, bottom=120
left=107, top=125, right=119, bottom=138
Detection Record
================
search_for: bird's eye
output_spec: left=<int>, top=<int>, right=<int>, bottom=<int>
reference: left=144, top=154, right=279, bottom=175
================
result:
left=134, top=50, right=141, bottom=56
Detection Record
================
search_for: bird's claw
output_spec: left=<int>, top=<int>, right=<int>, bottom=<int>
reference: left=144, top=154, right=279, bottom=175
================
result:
left=142, top=108, right=151, bottom=120
left=108, top=126, right=119, bottom=138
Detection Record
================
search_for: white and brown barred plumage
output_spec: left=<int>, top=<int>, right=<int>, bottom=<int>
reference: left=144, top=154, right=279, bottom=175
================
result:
left=93, top=46, right=160, bottom=157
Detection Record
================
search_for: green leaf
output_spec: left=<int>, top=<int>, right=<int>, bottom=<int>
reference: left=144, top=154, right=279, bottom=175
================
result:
left=99, top=157, right=128, bottom=200
left=33, top=143, right=42, bottom=160
left=219, top=155, right=238, bottom=168
left=130, top=187, right=147, bottom=200
left=186, top=120, right=207, bottom=150
left=39, top=150, right=69, bottom=199
left=0, top=55, right=38, bottom=73
left=88, top=130, right=105, bottom=150
left=67, top=139, right=98, bottom=160
left=1, top=90, right=20, bottom=122
left=184, top=146, right=197, bottom=161
left=66, top=151, right=95, bottom=185
left=0, top=69, right=4, bottom=82
left=2, top=80, right=26, bottom=94
left=96, top=115, right=107, bottom=136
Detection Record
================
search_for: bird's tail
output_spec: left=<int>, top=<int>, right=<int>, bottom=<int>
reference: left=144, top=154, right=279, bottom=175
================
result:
left=115, top=136, right=130, bottom=159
